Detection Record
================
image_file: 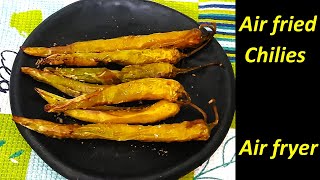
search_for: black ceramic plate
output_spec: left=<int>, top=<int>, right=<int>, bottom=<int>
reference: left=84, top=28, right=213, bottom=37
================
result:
left=10, top=0, right=235, bottom=179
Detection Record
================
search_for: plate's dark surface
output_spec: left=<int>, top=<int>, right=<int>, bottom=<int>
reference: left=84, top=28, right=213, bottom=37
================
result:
left=10, top=0, right=235, bottom=179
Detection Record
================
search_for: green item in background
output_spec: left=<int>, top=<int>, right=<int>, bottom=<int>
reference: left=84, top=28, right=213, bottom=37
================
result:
left=10, top=10, right=43, bottom=38
left=152, top=0, right=198, bottom=21
left=0, top=114, right=31, bottom=179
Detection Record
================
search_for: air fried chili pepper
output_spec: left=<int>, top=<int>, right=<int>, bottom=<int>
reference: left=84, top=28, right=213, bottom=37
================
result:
left=36, top=48, right=182, bottom=66
left=12, top=98, right=219, bottom=142
left=36, top=88, right=180, bottom=124
left=12, top=117, right=209, bottom=141
left=35, top=88, right=142, bottom=111
left=44, top=62, right=222, bottom=84
left=26, top=23, right=216, bottom=67
left=21, top=67, right=108, bottom=97
left=119, top=62, right=221, bottom=82
left=44, top=78, right=190, bottom=112
left=22, top=25, right=216, bottom=57
left=35, top=35, right=213, bottom=66
left=63, top=101, right=180, bottom=124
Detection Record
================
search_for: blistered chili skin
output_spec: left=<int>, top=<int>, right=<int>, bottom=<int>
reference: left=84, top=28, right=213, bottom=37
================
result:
left=21, top=67, right=106, bottom=97
left=44, top=67, right=121, bottom=85
left=102, top=48, right=183, bottom=65
left=13, top=116, right=210, bottom=142
left=37, top=53, right=100, bottom=66
left=64, top=100, right=180, bottom=124
left=36, top=48, right=183, bottom=66
left=12, top=116, right=80, bottom=139
left=73, top=119, right=209, bottom=142
left=23, top=29, right=202, bottom=57
left=45, top=78, right=189, bottom=113
left=35, top=88, right=148, bottom=111
left=44, top=63, right=180, bottom=85
left=119, top=63, right=175, bottom=82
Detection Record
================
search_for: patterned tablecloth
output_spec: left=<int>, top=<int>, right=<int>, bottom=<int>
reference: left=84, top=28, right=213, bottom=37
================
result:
left=0, top=0, right=235, bottom=179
